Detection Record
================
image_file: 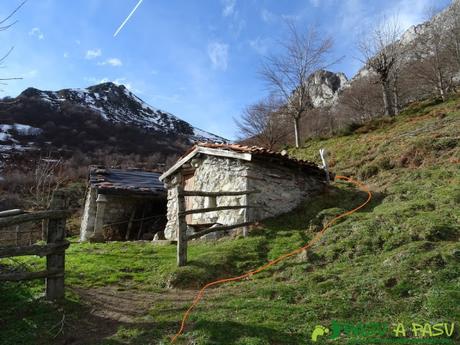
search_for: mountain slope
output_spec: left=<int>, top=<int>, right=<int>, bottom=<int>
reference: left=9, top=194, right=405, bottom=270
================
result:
left=310, top=1, right=459, bottom=109
left=0, top=82, right=226, bottom=160
left=2, top=94, right=459, bottom=344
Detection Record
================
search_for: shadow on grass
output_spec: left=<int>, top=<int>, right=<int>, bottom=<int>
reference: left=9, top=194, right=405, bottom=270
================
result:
left=0, top=280, right=177, bottom=345
left=170, top=184, right=385, bottom=289
left=189, top=319, right=305, bottom=345
left=260, top=184, right=385, bottom=236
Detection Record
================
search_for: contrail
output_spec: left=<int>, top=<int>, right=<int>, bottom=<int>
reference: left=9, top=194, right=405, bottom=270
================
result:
left=113, top=0, right=144, bottom=37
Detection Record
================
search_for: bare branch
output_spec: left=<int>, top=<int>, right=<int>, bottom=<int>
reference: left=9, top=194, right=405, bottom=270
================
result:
left=0, top=1, right=27, bottom=27
left=259, top=23, right=336, bottom=147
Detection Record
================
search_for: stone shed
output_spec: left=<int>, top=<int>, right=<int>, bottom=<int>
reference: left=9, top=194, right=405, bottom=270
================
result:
left=159, top=143, right=328, bottom=240
left=80, top=167, right=166, bottom=242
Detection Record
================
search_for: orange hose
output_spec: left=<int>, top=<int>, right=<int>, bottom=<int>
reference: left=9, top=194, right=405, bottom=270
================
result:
left=171, top=175, right=372, bottom=343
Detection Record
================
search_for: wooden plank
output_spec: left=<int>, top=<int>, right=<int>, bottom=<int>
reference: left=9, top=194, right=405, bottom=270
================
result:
left=176, top=186, right=188, bottom=267
left=137, top=205, right=147, bottom=240
left=46, top=191, right=67, bottom=301
left=0, top=269, right=63, bottom=282
left=180, top=190, right=260, bottom=197
left=125, top=208, right=136, bottom=240
left=188, top=222, right=254, bottom=240
left=180, top=205, right=254, bottom=216
left=0, top=209, right=23, bottom=217
left=160, top=146, right=252, bottom=182
left=196, top=147, right=252, bottom=162
left=0, top=241, right=70, bottom=258
left=0, top=210, right=69, bottom=227
left=160, top=147, right=199, bottom=182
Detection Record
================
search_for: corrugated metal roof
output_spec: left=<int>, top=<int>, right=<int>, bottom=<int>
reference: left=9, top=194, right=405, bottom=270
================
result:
left=89, top=166, right=166, bottom=196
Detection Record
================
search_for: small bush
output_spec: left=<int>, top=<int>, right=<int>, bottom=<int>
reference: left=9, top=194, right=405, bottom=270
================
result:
left=358, top=164, right=379, bottom=179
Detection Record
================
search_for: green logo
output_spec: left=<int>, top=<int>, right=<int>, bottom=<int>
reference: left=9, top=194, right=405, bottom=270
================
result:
left=310, top=321, right=456, bottom=344
left=311, top=325, right=330, bottom=342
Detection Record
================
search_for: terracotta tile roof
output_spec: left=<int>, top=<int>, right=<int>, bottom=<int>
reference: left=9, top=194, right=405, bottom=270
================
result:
left=89, top=166, right=166, bottom=196
left=194, top=142, right=326, bottom=177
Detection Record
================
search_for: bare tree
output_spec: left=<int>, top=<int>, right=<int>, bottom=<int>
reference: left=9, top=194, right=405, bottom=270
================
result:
left=0, top=1, right=27, bottom=92
left=358, top=17, right=402, bottom=116
left=29, top=157, right=66, bottom=209
left=447, top=1, right=460, bottom=71
left=412, top=7, right=454, bottom=101
left=260, top=22, right=334, bottom=148
left=235, top=94, right=289, bottom=150
left=336, top=75, right=383, bottom=123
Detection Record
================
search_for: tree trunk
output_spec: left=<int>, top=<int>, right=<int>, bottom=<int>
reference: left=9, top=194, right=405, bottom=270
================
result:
left=392, top=81, right=399, bottom=116
left=293, top=117, right=300, bottom=148
left=436, top=68, right=446, bottom=102
left=382, top=82, right=394, bottom=117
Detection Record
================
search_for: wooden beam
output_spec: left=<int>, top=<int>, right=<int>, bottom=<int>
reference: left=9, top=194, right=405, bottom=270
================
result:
left=180, top=190, right=260, bottom=197
left=180, top=205, right=254, bottom=216
left=0, top=269, right=63, bottom=282
left=0, top=209, right=23, bottom=218
left=45, top=191, right=67, bottom=301
left=188, top=222, right=254, bottom=240
left=196, top=147, right=252, bottom=162
left=0, top=241, right=70, bottom=258
left=160, top=146, right=252, bottom=182
left=176, top=186, right=188, bottom=267
left=0, top=210, right=69, bottom=227
left=160, top=147, right=199, bottom=182
left=125, top=208, right=136, bottom=240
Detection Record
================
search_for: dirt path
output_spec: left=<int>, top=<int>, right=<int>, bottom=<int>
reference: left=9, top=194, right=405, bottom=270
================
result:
left=59, top=286, right=199, bottom=345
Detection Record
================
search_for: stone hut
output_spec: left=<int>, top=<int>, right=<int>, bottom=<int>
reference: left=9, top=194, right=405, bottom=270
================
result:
left=80, top=167, right=166, bottom=242
left=159, top=143, right=328, bottom=240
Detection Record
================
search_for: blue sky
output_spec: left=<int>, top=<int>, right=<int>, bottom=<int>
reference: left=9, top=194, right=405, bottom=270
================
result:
left=0, top=0, right=452, bottom=139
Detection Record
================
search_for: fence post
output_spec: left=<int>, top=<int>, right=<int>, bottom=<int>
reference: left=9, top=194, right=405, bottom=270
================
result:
left=45, top=190, right=67, bottom=300
left=176, top=186, right=188, bottom=267
left=319, top=148, right=330, bottom=184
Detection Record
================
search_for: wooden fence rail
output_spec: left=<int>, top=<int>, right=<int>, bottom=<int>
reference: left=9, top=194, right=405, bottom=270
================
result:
left=175, top=186, right=258, bottom=266
left=0, top=191, right=69, bottom=300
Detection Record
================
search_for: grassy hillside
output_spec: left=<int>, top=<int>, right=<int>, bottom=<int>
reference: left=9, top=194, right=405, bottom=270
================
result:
left=1, top=95, right=459, bottom=345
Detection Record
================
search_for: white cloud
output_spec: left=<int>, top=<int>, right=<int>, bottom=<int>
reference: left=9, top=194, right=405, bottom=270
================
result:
left=207, top=42, right=229, bottom=71
left=85, top=48, right=102, bottom=59
left=249, top=37, right=270, bottom=55
left=83, top=76, right=141, bottom=93
left=229, top=16, right=246, bottom=37
left=98, top=58, right=123, bottom=67
left=29, top=27, right=44, bottom=40
left=222, top=0, right=236, bottom=17
left=261, top=9, right=276, bottom=23
left=389, top=0, right=438, bottom=31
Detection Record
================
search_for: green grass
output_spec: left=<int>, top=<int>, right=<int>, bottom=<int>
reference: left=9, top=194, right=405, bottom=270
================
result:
left=1, top=95, right=459, bottom=344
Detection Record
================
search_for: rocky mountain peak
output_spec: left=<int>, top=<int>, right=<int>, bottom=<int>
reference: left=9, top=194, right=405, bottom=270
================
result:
left=306, top=70, right=348, bottom=108
left=15, top=83, right=227, bottom=143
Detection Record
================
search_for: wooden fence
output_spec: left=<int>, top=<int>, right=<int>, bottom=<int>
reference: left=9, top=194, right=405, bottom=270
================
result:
left=175, top=186, right=258, bottom=266
left=0, top=191, right=70, bottom=300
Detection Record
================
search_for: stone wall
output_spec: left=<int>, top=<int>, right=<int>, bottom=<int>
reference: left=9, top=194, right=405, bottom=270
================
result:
left=80, top=189, right=140, bottom=241
left=163, top=154, right=325, bottom=240
left=80, top=187, right=97, bottom=241
left=163, top=155, right=250, bottom=239
left=246, top=160, right=324, bottom=220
